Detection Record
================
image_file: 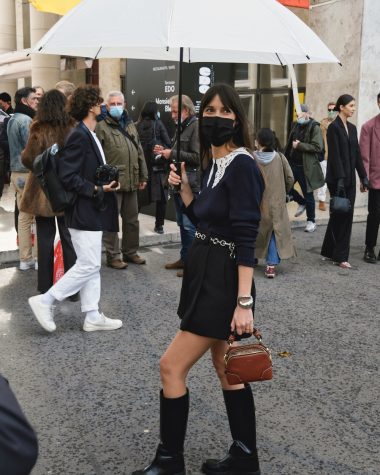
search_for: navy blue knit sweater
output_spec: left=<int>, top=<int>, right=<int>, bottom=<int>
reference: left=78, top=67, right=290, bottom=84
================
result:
left=184, top=149, right=264, bottom=267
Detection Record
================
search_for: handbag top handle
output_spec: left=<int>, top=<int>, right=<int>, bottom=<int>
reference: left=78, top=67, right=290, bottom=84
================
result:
left=228, top=328, right=262, bottom=345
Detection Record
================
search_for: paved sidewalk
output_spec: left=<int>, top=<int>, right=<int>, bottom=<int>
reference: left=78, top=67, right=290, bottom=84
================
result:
left=0, top=221, right=378, bottom=475
left=0, top=183, right=368, bottom=264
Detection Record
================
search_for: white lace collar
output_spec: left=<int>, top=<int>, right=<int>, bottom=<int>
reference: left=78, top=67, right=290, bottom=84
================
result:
left=206, top=147, right=251, bottom=188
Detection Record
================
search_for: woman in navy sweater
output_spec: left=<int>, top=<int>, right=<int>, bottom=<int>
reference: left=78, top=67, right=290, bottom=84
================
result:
left=133, top=84, right=264, bottom=475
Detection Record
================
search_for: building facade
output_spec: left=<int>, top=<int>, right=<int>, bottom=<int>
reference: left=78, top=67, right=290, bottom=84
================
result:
left=0, top=0, right=379, bottom=167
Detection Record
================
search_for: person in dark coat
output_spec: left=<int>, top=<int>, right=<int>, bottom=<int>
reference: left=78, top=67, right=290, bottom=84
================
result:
left=136, top=101, right=171, bottom=234
left=28, top=86, right=122, bottom=333
left=0, top=374, right=38, bottom=475
left=154, top=95, right=200, bottom=277
left=321, top=94, right=369, bottom=268
left=284, top=104, right=324, bottom=233
left=133, top=84, right=264, bottom=475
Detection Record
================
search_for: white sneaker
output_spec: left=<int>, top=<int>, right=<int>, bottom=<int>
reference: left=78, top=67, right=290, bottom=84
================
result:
left=28, top=295, right=56, bottom=332
left=294, top=204, right=306, bottom=217
left=305, top=221, right=317, bottom=233
left=20, top=259, right=36, bottom=271
left=83, top=313, right=123, bottom=332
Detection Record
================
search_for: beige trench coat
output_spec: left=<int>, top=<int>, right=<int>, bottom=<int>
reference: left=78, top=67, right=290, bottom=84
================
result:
left=255, top=152, right=296, bottom=260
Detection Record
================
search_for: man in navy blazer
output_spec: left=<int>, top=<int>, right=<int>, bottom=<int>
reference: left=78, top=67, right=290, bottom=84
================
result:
left=28, top=86, right=123, bottom=333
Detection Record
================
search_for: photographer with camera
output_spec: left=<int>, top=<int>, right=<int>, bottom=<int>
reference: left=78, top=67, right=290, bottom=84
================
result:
left=96, top=91, right=148, bottom=269
left=28, top=86, right=123, bottom=333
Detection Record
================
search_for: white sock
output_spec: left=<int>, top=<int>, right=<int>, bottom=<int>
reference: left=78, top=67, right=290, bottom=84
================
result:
left=85, top=310, right=102, bottom=323
left=41, top=291, right=56, bottom=306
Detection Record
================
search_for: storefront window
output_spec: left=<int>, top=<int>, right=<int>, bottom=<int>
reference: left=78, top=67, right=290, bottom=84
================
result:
left=235, top=63, right=306, bottom=145
left=260, top=92, right=291, bottom=149
left=259, top=65, right=289, bottom=89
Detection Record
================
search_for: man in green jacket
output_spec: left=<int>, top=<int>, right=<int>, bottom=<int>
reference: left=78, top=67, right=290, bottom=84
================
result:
left=285, top=104, right=325, bottom=233
left=96, top=91, right=148, bottom=269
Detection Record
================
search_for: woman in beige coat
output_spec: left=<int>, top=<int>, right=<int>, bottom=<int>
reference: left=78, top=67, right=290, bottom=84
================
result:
left=254, top=128, right=296, bottom=278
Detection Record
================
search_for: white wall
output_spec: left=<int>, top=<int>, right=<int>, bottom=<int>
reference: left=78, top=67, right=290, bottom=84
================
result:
left=357, top=0, right=380, bottom=130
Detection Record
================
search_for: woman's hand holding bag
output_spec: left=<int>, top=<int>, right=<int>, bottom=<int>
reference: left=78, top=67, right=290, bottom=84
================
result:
left=330, top=180, right=352, bottom=214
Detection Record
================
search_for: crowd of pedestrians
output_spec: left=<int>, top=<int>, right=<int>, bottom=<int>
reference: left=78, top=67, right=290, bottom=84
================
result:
left=0, top=82, right=379, bottom=474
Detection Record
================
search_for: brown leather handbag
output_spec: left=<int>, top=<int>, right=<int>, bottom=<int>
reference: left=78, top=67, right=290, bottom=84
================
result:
left=224, top=329, right=273, bottom=385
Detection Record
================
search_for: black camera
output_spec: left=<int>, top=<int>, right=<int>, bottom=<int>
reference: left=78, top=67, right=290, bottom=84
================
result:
left=95, top=164, right=119, bottom=186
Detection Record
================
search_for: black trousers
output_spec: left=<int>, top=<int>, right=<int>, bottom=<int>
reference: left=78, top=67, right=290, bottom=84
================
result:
left=36, top=216, right=76, bottom=293
left=365, top=188, right=380, bottom=248
left=155, top=187, right=167, bottom=227
left=321, top=185, right=356, bottom=263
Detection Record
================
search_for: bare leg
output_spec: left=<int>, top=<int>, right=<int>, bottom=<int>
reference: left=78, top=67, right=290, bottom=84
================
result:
left=160, top=330, right=217, bottom=398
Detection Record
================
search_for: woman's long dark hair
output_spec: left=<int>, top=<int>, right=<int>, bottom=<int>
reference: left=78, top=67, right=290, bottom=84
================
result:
left=256, top=128, right=275, bottom=152
left=334, top=94, right=355, bottom=112
left=35, top=89, right=71, bottom=128
left=137, top=101, right=158, bottom=122
left=199, top=84, right=252, bottom=169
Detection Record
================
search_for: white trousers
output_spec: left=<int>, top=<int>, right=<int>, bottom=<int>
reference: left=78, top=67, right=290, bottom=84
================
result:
left=317, top=160, right=327, bottom=202
left=50, top=229, right=102, bottom=313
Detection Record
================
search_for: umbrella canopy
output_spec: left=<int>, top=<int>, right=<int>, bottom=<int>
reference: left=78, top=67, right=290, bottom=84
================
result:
left=30, top=0, right=81, bottom=16
left=33, top=0, right=339, bottom=66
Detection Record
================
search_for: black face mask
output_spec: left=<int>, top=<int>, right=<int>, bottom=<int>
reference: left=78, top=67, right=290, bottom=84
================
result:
left=202, top=116, right=236, bottom=147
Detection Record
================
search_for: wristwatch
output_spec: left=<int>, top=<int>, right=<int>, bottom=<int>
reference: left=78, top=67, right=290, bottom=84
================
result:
left=237, top=295, right=254, bottom=309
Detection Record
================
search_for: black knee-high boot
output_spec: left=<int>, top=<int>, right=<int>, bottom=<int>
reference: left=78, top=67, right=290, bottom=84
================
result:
left=202, top=385, right=260, bottom=475
left=132, top=390, right=189, bottom=475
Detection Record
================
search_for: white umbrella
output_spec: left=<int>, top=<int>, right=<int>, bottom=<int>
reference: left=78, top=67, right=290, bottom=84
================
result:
left=33, top=0, right=339, bottom=65
left=33, top=0, right=339, bottom=156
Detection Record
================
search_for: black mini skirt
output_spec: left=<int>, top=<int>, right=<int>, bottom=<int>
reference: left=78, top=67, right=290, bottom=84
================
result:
left=178, top=237, right=256, bottom=340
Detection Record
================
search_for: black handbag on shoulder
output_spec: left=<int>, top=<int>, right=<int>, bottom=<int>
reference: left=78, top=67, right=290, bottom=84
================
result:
left=330, top=189, right=351, bottom=214
left=33, top=144, right=77, bottom=212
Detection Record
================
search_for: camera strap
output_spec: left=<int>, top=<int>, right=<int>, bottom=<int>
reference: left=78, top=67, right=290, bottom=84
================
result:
left=117, top=124, right=139, bottom=152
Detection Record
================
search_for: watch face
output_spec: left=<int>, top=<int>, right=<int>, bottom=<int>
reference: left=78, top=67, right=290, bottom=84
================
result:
left=237, top=296, right=253, bottom=308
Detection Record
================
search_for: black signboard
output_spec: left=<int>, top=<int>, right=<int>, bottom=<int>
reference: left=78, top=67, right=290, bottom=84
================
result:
left=125, top=59, right=234, bottom=220
left=125, top=59, right=234, bottom=134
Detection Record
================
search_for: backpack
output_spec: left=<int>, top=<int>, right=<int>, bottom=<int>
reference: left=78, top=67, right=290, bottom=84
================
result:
left=32, top=144, right=77, bottom=212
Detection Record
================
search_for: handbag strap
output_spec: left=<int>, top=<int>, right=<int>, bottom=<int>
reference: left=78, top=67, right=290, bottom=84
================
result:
left=228, top=328, right=262, bottom=345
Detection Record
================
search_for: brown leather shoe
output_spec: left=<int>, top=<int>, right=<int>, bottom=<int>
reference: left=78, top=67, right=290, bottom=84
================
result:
left=319, top=200, right=326, bottom=211
left=123, top=254, right=146, bottom=265
left=165, top=259, right=184, bottom=270
left=176, top=270, right=184, bottom=277
left=107, top=259, right=128, bottom=269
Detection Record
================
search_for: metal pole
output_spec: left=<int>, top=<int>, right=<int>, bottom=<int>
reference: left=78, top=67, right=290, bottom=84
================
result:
left=176, top=47, right=183, bottom=166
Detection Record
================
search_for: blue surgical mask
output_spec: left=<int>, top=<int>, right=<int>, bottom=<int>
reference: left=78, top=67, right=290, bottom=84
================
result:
left=327, top=111, right=337, bottom=120
left=109, top=105, right=124, bottom=120
left=297, top=117, right=309, bottom=125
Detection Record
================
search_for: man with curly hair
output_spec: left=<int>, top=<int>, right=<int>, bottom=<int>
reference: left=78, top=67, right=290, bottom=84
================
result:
left=28, top=86, right=123, bottom=333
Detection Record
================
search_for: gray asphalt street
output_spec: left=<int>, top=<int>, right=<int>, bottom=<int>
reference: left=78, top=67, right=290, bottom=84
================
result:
left=0, top=222, right=379, bottom=475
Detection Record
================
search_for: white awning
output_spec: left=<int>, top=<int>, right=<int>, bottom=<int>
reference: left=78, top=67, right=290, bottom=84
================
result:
left=0, top=49, right=31, bottom=80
